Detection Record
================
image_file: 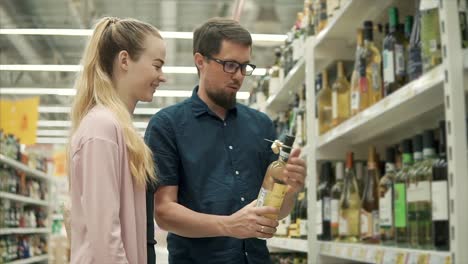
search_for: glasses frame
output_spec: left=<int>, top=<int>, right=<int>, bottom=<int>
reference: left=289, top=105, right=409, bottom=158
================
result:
left=204, top=55, right=256, bottom=76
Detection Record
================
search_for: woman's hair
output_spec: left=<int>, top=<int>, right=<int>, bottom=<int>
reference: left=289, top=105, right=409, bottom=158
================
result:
left=69, top=17, right=161, bottom=186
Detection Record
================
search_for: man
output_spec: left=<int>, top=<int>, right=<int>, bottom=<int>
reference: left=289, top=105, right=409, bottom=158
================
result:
left=145, top=17, right=307, bottom=264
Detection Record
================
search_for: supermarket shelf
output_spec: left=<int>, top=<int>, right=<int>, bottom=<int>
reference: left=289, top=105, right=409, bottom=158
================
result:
left=318, top=241, right=451, bottom=264
left=0, top=154, right=53, bottom=182
left=6, top=255, right=48, bottom=264
left=316, top=65, right=444, bottom=151
left=0, top=228, right=50, bottom=235
left=267, top=237, right=308, bottom=253
left=265, top=57, right=306, bottom=112
left=0, top=192, right=49, bottom=206
left=464, top=49, right=468, bottom=69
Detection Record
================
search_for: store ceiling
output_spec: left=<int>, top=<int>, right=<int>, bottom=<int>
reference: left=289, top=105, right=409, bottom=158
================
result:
left=0, top=0, right=303, bottom=143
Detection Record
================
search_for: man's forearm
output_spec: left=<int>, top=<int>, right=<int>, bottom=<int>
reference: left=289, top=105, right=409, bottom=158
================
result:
left=155, top=201, right=230, bottom=238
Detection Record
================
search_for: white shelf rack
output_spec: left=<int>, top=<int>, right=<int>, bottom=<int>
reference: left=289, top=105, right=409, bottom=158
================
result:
left=318, top=241, right=450, bottom=264
left=0, top=191, right=49, bottom=206
left=267, top=237, right=308, bottom=253
left=300, top=0, right=468, bottom=263
left=0, top=228, right=50, bottom=235
left=265, top=43, right=309, bottom=113
left=5, top=255, right=48, bottom=264
left=0, top=154, right=53, bottom=182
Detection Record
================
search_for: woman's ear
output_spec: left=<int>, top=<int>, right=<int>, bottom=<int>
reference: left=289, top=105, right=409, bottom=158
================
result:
left=117, top=50, right=130, bottom=71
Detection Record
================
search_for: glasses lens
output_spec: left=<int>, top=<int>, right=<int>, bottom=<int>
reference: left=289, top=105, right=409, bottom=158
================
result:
left=224, top=61, right=239, bottom=73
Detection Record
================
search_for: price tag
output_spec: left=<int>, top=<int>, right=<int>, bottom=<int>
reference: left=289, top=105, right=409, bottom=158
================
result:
left=382, top=250, right=397, bottom=264
left=429, top=255, right=447, bottom=264
left=347, top=247, right=354, bottom=258
left=359, top=248, right=367, bottom=260
left=375, top=250, right=384, bottom=264
left=407, top=252, right=418, bottom=264
left=396, top=252, right=407, bottom=264
left=418, top=253, right=430, bottom=264
left=367, top=249, right=377, bottom=263
left=352, top=247, right=361, bottom=260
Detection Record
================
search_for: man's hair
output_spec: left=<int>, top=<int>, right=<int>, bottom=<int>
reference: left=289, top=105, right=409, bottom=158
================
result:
left=193, top=17, right=252, bottom=57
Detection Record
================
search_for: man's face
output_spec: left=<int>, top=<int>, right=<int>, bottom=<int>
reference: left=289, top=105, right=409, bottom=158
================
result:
left=200, top=40, right=252, bottom=109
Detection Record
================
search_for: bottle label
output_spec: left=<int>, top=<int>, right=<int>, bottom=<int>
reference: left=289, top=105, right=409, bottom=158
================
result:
left=332, top=92, right=338, bottom=120
left=407, top=181, right=431, bottom=202
left=331, top=199, right=339, bottom=228
left=339, top=216, right=348, bottom=235
left=408, top=46, right=423, bottom=81
left=316, top=200, right=323, bottom=235
left=256, top=184, right=288, bottom=219
left=383, top=50, right=395, bottom=84
left=299, top=218, right=308, bottom=236
left=351, top=90, right=360, bottom=111
left=279, top=149, right=290, bottom=161
left=379, top=186, right=393, bottom=227
left=395, top=44, right=406, bottom=76
left=431, top=181, right=449, bottom=220
left=371, top=63, right=381, bottom=91
left=372, top=211, right=380, bottom=237
left=394, top=183, right=407, bottom=227
left=360, top=209, right=371, bottom=235
left=323, top=197, right=331, bottom=221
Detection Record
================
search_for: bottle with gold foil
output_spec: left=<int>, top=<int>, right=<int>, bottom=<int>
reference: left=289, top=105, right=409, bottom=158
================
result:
left=420, top=0, right=442, bottom=73
left=350, top=28, right=365, bottom=116
left=317, top=70, right=332, bottom=135
left=339, top=152, right=361, bottom=242
left=331, top=161, right=345, bottom=240
left=332, top=61, right=351, bottom=127
left=379, top=147, right=397, bottom=245
left=362, top=20, right=383, bottom=106
left=256, top=135, right=296, bottom=219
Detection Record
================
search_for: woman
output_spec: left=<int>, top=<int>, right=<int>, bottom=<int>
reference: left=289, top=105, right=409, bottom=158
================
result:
left=67, top=16, right=166, bottom=264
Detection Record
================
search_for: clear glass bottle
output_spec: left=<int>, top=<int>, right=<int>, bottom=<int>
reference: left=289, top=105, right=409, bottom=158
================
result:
left=332, top=61, right=351, bottom=127
left=331, top=161, right=344, bottom=241
left=361, top=146, right=380, bottom=244
left=339, top=152, right=361, bottom=242
left=407, top=134, right=424, bottom=248
left=362, top=20, right=383, bottom=107
left=317, top=70, right=332, bottom=135
left=379, top=147, right=397, bottom=245
left=256, top=135, right=296, bottom=220
left=350, top=28, right=366, bottom=116
left=420, top=0, right=442, bottom=73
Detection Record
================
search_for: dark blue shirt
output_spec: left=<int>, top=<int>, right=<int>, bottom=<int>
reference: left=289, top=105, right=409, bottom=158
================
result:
left=145, top=87, right=277, bottom=264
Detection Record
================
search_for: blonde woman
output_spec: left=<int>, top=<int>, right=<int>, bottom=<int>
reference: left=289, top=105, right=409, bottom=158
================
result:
left=68, top=17, right=166, bottom=264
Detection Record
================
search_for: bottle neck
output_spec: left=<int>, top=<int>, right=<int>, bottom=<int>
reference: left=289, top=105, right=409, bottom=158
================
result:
left=402, top=153, right=413, bottom=166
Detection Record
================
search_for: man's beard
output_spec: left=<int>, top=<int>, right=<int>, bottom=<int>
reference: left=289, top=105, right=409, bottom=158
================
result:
left=206, top=87, right=237, bottom=110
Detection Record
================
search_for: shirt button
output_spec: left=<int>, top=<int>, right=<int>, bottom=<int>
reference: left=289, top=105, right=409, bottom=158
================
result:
left=235, top=171, right=239, bottom=175
left=241, top=197, right=245, bottom=202
left=245, top=252, right=248, bottom=256
left=229, top=146, right=233, bottom=150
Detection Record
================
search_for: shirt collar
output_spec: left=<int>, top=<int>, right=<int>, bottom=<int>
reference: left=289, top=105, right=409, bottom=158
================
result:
left=191, top=86, right=238, bottom=118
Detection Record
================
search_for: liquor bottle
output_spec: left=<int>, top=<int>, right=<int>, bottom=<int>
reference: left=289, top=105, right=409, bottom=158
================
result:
left=317, top=70, right=332, bottom=135
left=432, top=121, right=449, bottom=250
left=317, top=162, right=333, bottom=240
left=404, top=16, right=414, bottom=44
left=362, top=20, right=383, bottom=106
left=394, top=139, right=413, bottom=246
left=420, top=0, right=442, bottom=73
left=383, top=7, right=407, bottom=96
left=350, top=28, right=366, bottom=116
left=331, top=161, right=344, bottom=240
left=379, top=147, right=397, bottom=245
left=339, top=152, right=361, bottom=242
left=407, top=134, right=424, bottom=248
left=355, top=161, right=365, bottom=198
left=256, top=135, right=296, bottom=219
left=408, top=10, right=423, bottom=81
left=269, top=48, right=284, bottom=96
left=361, top=146, right=380, bottom=244
left=413, top=131, right=436, bottom=249
left=317, top=0, right=327, bottom=33
left=332, top=61, right=351, bottom=127
left=297, top=188, right=308, bottom=239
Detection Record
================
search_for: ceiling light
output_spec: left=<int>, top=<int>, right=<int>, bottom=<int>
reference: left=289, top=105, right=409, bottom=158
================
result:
left=1, top=88, right=250, bottom=99
left=0, top=64, right=265, bottom=76
left=36, top=137, right=68, bottom=144
left=38, top=120, right=148, bottom=129
left=37, top=105, right=160, bottom=115
left=0, top=28, right=286, bottom=42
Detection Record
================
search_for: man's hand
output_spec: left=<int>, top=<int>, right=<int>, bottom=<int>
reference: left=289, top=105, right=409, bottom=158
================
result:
left=223, top=200, right=279, bottom=239
left=284, top=148, right=307, bottom=194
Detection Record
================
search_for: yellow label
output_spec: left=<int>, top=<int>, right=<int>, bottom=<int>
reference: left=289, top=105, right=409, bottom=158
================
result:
left=262, top=183, right=288, bottom=219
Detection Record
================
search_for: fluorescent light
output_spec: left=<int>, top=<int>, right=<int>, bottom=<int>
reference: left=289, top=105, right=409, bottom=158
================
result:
left=0, top=64, right=265, bottom=76
left=36, top=137, right=68, bottom=144
left=0, top=28, right=286, bottom=42
left=37, top=130, right=69, bottom=137
left=38, top=120, right=71, bottom=127
left=38, top=105, right=160, bottom=115
left=1, top=88, right=250, bottom=99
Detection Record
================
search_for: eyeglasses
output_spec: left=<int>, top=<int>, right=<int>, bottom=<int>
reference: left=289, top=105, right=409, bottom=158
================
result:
left=205, top=55, right=256, bottom=76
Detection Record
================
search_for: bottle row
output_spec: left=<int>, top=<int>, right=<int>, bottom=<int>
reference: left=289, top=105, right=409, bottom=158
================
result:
left=0, top=234, right=47, bottom=263
left=0, top=200, right=48, bottom=229
left=270, top=252, right=307, bottom=264
left=0, top=168, right=48, bottom=201
left=316, top=121, right=450, bottom=251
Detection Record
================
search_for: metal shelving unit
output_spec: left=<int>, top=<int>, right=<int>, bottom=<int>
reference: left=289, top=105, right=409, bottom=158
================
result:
left=0, top=228, right=49, bottom=236
left=5, top=255, right=48, bottom=264
left=267, top=237, right=308, bottom=253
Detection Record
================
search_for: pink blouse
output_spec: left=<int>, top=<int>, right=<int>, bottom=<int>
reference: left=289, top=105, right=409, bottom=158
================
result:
left=69, top=105, right=147, bottom=264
